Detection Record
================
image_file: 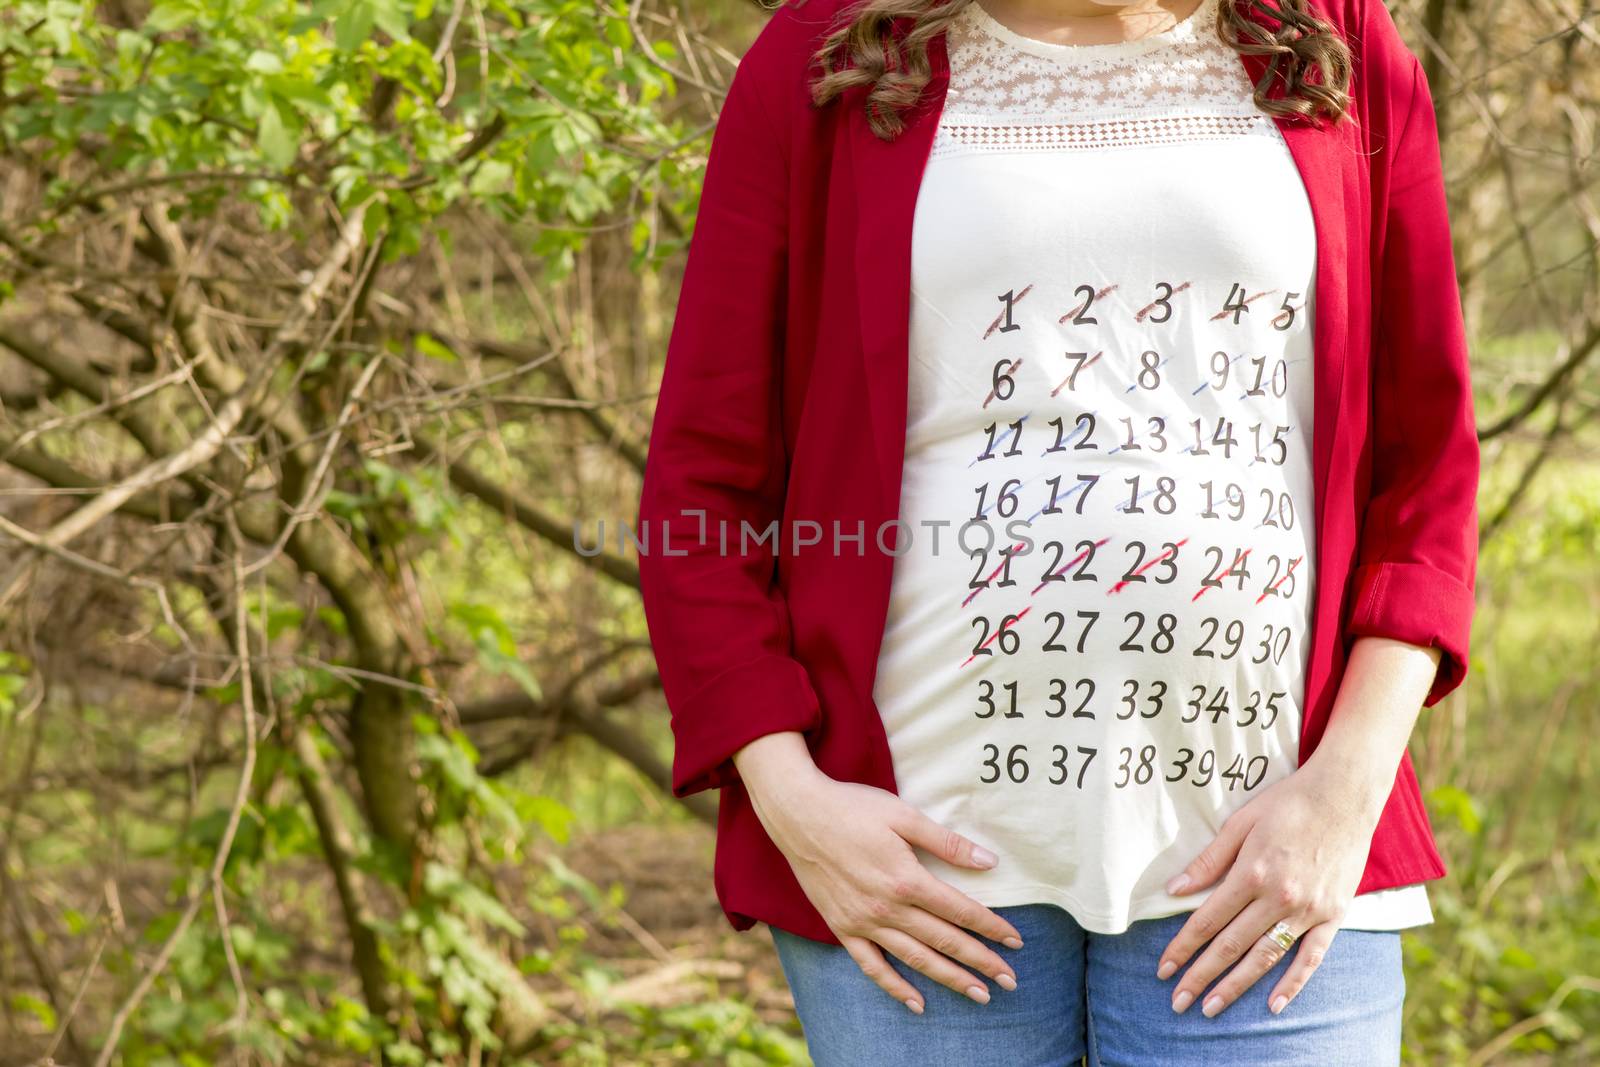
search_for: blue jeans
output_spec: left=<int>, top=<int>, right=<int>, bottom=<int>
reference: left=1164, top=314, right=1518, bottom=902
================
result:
left=768, top=904, right=1404, bottom=1066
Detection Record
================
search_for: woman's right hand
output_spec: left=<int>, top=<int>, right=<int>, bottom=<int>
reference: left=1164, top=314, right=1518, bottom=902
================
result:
left=733, top=732, right=1022, bottom=1013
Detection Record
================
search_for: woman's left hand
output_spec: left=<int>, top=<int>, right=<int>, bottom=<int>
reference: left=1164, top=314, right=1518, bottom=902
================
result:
left=1153, top=756, right=1386, bottom=1018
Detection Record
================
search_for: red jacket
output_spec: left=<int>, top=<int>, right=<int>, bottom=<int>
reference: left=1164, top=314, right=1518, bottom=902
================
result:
left=637, top=0, right=1479, bottom=944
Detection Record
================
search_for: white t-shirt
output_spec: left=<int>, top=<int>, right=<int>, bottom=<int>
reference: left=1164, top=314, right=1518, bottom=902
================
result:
left=872, top=0, right=1432, bottom=933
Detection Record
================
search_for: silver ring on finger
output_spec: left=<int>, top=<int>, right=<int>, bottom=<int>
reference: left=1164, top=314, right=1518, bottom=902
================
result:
left=1263, top=920, right=1298, bottom=953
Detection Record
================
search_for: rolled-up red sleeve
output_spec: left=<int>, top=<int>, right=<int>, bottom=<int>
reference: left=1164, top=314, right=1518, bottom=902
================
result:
left=635, top=20, right=822, bottom=797
left=1347, top=48, right=1480, bottom=706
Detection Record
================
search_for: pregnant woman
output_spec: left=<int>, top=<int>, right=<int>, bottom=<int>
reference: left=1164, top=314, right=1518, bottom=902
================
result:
left=637, top=0, right=1479, bottom=1062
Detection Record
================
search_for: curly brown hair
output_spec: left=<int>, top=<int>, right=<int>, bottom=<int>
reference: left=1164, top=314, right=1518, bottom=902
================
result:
left=808, top=0, right=1354, bottom=139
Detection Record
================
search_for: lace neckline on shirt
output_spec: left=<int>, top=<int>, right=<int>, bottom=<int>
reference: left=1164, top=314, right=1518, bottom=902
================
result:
left=939, top=0, right=1258, bottom=125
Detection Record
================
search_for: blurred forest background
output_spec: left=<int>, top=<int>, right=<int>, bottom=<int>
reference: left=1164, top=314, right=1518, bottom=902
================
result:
left=0, top=0, right=1595, bottom=1063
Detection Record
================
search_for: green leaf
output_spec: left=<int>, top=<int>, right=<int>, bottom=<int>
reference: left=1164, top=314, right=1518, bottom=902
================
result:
left=334, top=0, right=378, bottom=51
left=245, top=50, right=284, bottom=75
left=258, top=102, right=298, bottom=169
left=1499, top=944, right=1538, bottom=969
left=372, top=0, right=412, bottom=41
left=1427, top=784, right=1482, bottom=836
left=468, top=159, right=514, bottom=197
left=146, top=1, right=198, bottom=33
left=423, top=863, right=526, bottom=936
left=414, top=332, right=457, bottom=362
left=517, top=794, right=573, bottom=844
left=9, top=993, right=56, bottom=1031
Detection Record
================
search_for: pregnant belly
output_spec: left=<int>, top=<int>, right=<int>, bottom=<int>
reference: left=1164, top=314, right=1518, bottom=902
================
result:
left=872, top=426, right=1316, bottom=831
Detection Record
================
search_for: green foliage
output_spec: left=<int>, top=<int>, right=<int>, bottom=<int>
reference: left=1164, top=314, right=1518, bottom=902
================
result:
left=538, top=998, right=811, bottom=1066
left=1, top=0, right=697, bottom=268
left=1397, top=452, right=1600, bottom=1063
left=1403, top=826, right=1600, bottom=1064
left=0, top=652, right=30, bottom=722
left=446, top=601, right=543, bottom=703
left=0, top=0, right=777, bottom=1059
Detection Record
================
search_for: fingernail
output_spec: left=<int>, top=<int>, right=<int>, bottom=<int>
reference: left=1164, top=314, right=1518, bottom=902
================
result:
left=1156, top=960, right=1177, bottom=980
left=971, top=845, right=998, bottom=868
left=1202, top=995, right=1223, bottom=1018
left=1166, top=873, right=1191, bottom=894
left=1172, top=990, right=1193, bottom=1014
left=905, top=998, right=924, bottom=1014
left=1270, top=995, right=1288, bottom=1015
left=966, top=985, right=990, bottom=1004
left=995, top=972, right=1017, bottom=991
left=1002, top=936, right=1024, bottom=949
